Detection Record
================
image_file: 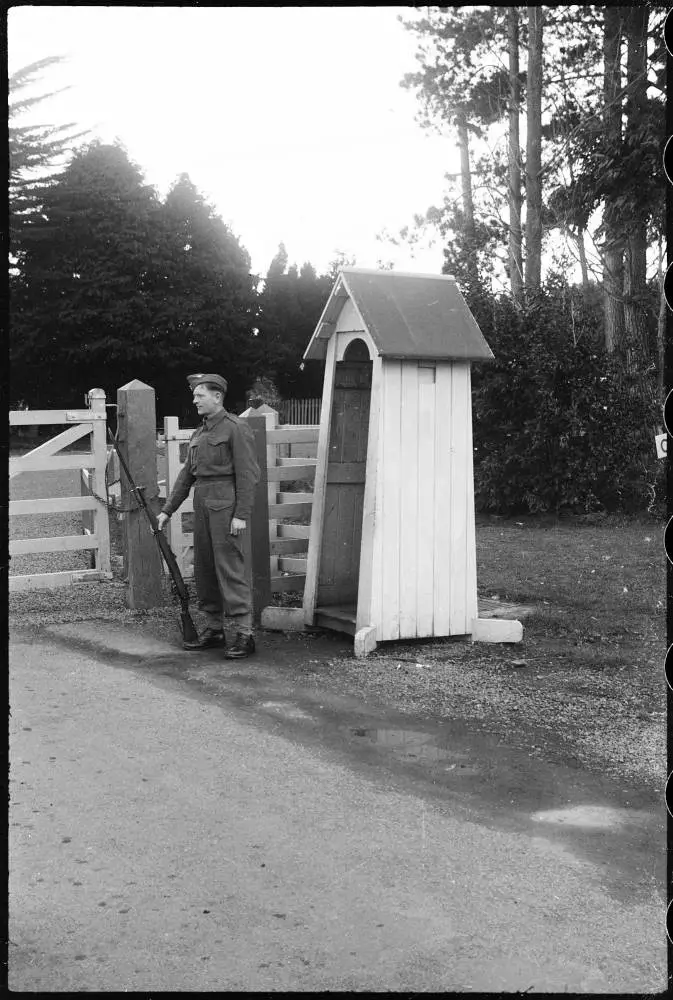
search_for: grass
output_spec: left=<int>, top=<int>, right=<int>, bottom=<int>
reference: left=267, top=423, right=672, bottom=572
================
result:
left=475, top=513, right=660, bottom=619
left=474, top=515, right=663, bottom=700
left=476, top=513, right=662, bottom=645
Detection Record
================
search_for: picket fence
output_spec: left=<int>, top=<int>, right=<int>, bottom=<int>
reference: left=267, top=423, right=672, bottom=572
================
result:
left=278, top=398, right=321, bottom=425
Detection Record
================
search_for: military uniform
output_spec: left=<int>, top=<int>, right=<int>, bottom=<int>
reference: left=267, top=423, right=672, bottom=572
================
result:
left=161, top=376, right=260, bottom=643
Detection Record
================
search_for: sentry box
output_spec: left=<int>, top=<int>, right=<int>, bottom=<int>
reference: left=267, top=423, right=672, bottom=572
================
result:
left=301, top=268, right=523, bottom=656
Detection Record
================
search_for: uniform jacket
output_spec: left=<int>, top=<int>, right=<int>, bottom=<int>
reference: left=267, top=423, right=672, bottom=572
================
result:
left=161, top=409, right=260, bottom=521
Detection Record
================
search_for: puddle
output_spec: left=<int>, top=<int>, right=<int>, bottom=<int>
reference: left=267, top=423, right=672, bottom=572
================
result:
left=260, top=701, right=314, bottom=722
left=531, top=805, right=632, bottom=829
left=349, top=726, right=477, bottom=769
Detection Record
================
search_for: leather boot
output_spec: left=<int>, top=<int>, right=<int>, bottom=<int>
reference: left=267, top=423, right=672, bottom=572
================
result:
left=224, top=633, right=255, bottom=659
left=183, top=627, right=225, bottom=651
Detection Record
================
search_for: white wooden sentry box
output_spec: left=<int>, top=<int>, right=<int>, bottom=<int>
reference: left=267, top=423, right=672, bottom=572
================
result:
left=301, top=267, right=523, bottom=656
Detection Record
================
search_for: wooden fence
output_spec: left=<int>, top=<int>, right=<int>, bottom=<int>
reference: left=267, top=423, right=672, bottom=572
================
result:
left=161, top=406, right=319, bottom=594
left=278, top=398, right=321, bottom=425
left=9, top=388, right=112, bottom=591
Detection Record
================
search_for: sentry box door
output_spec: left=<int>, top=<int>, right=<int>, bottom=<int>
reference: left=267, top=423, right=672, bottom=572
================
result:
left=316, top=338, right=372, bottom=609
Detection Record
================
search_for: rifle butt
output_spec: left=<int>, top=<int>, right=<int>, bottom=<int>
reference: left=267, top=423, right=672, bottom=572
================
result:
left=181, top=610, right=200, bottom=644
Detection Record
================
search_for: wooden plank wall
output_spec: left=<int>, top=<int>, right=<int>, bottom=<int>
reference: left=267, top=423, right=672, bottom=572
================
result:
left=373, top=360, right=477, bottom=642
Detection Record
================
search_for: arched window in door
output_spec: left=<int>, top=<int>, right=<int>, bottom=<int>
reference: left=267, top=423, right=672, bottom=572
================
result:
left=342, top=338, right=371, bottom=363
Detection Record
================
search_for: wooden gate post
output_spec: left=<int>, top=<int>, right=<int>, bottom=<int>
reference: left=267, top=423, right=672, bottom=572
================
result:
left=242, top=414, right=271, bottom=622
left=117, top=379, right=164, bottom=609
left=87, top=387, right=112, bottom=576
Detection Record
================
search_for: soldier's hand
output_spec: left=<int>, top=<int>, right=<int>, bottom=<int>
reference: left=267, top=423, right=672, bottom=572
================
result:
left=156, top=513, right=169, bottom=532
left=230, top=517, right=247, bottom=536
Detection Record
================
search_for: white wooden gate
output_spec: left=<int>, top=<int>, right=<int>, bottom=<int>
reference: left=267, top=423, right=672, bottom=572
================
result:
left=9, top=388, right=112, bottom=591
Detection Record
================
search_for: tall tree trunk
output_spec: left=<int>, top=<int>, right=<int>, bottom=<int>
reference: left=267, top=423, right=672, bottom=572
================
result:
left=507, top=6, right=524, bottom=304
left=622, top=4, right=650, bottom=373
left=657, top=237, right=665, bottom=399
left=524, top=6, right=543, bottom=296
left=623, top=242, right=650, bottom=369
left=575, top=228, right=589, bottom=293
left=455, top=110, right=479, bottom=291
left=564, top=137, right=588, bottom=302
left=602, top=5, right=625, bottom=354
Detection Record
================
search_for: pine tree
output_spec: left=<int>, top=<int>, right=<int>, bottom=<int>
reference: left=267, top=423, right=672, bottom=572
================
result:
left=9, top=57, right=88, bottom=262
left=601, top=6, right=625, bottom=352
left=10, top=145, right=258, bottom=414
left=506, top=7, right=524, bottom=303
left=400, top=7, right=509, bottom=296
left=256, top=246, right=331, bottom=399
left=399, top=4, right=665, bottom=376
left=524, top=6, right=544, bottom=295
left=621, top=5, right=652, bottom=374
left=11, top=142, right=164, bottom=405
left=156, top=173, right=258, bottom=407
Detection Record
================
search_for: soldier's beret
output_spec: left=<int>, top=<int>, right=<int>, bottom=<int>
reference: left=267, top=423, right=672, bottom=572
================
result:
left=187, top=373, right=228, bottom=394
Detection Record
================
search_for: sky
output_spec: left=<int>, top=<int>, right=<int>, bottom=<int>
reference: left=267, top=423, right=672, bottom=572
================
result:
left=8, top=5, right=460, bottom=279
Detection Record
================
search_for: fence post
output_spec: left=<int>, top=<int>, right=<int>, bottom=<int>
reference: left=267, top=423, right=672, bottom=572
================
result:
left=265, top=408, right=280, bottom=577
left=239, top=403, right=279, bottom=576
left=87, top=388, right=111, bottom=576
left=117, top=380, right=164, bottom=609
left=241, top=415, right=271, bottom=621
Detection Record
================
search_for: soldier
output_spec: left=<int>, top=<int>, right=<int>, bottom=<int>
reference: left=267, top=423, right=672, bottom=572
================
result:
left=156, top=373, right=260, bottom=658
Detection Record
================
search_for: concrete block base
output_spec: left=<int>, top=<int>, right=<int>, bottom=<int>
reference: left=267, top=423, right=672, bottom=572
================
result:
left=354, top=625, right=377, bottom=658
left=471, top=618, right=523, bottom=643
left=260, top=606, right=306, bottom=632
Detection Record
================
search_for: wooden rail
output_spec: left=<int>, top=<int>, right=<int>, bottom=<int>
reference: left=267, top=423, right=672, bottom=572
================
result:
left=9, top=389, right=112, bottom=591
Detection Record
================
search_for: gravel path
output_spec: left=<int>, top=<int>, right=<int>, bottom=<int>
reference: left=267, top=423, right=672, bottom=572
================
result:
left=304, top=636, right=666, bottom=792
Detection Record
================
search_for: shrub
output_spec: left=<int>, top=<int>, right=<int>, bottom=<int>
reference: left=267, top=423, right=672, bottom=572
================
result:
left=468, top=280, right=661, bottom=515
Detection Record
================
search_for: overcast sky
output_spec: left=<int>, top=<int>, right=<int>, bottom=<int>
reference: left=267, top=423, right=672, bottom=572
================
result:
left=9, top=5, right=460, bottom=278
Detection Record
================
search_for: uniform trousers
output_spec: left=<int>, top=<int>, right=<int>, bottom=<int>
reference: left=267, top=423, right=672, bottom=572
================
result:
left=192, top=477, right=253, bottom=635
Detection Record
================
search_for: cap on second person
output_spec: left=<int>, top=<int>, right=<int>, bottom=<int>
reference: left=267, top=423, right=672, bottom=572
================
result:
left=187, top=373, right=228, bottom=394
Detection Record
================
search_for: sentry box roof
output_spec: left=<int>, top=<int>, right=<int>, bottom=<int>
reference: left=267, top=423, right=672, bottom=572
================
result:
left=303, top=268, right=494, bottom=362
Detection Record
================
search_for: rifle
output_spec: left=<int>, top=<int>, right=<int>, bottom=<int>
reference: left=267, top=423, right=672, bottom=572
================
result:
left=107, top=427, right=199, bottom=644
